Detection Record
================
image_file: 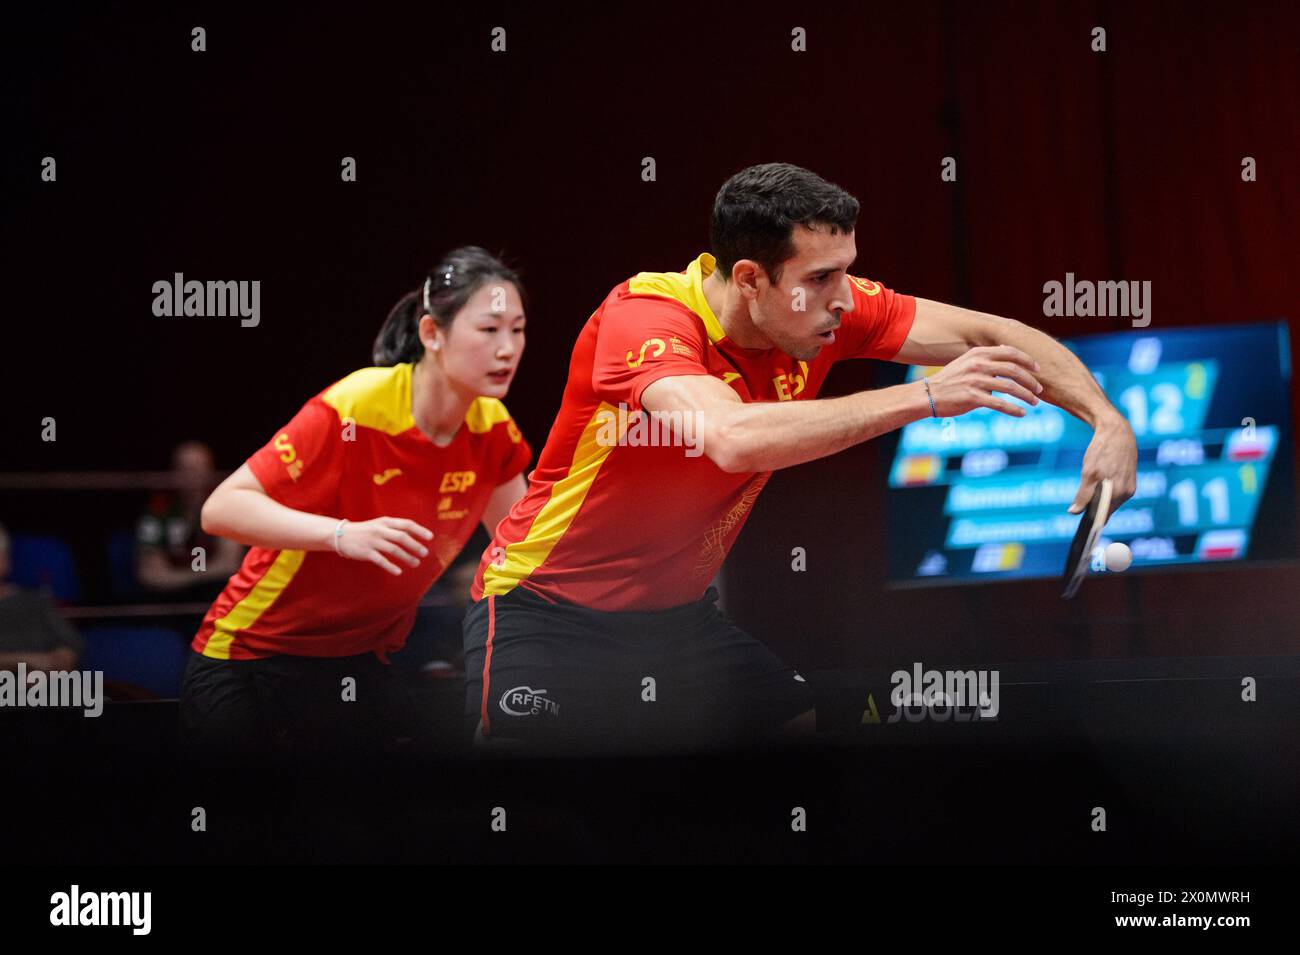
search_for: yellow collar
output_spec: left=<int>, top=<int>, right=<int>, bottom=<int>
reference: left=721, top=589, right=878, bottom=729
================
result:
left=628, top=252, right=727, bottom=344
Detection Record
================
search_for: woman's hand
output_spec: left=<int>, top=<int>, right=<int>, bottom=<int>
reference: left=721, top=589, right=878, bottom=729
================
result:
left=336, top=517, right=433, bottom=576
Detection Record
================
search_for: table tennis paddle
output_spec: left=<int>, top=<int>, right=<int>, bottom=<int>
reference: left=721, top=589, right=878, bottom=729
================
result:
left=1061, top=477, right=1113, bottom=599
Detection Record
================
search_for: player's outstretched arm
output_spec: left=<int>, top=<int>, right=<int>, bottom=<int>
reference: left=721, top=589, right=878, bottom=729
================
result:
left=895, top=297, right=1137, bottom=513
left=642, top=346, right=1040, bottom=474
left=201, top=463, right=432, bottom=576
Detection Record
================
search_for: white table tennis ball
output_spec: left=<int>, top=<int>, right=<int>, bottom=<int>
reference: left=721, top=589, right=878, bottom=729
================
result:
left=1104, top=541, right=1132, bottom=572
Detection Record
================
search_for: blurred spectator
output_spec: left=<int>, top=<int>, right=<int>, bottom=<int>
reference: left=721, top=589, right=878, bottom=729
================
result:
left=136, top=441, right=243, bottom=601
left=0, top=521, right=83, bottom=672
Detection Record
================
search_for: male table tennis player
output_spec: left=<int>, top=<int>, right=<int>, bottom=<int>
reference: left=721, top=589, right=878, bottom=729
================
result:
left=465, top=162, right=1138, bottom=751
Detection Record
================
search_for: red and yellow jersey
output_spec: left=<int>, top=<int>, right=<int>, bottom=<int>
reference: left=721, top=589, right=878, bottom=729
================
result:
left=471, top=252, right=915, bottom=611
left=194, top=363, right=531, bottom=660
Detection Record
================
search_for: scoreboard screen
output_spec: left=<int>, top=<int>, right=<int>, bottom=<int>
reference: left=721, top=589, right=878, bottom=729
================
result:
left=885, top=322, right=1296, bottom=586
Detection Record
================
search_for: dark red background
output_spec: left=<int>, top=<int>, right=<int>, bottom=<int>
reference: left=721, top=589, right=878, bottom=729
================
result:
left=5, top=1, right=1298, bottom=669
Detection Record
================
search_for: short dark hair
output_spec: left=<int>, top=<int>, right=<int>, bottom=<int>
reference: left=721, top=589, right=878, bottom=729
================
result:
left=710, top=163, right=860, bottom=284
left=373, top=246, right=525, bottom=366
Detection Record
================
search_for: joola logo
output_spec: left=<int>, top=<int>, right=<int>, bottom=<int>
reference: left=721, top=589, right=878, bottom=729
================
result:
left=886, top=662, right=1000, bottom=722
left=626, top=338, right=666, bottom=369
left=499, top=685, right=560, bottom=717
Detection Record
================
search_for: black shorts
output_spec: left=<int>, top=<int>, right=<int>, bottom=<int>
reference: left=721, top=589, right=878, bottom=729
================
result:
left=463, top=586, right=814, bottom=751
left=180, top=649, right=423, bottom=764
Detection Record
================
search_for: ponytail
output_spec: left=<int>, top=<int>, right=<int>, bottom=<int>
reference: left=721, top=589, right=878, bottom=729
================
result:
left=372, top=291, right=425, bottom=366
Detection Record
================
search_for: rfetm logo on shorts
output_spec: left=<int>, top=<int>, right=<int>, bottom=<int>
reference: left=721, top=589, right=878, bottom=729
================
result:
left=499, top=685, right=560, bottom=717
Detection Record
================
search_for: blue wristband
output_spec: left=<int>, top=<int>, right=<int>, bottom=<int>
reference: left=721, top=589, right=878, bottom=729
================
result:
left=922, top=377, right=938, bottom=418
